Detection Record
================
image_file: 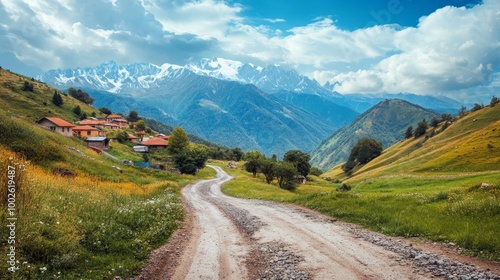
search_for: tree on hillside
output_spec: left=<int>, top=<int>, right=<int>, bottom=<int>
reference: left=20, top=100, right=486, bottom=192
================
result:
left=491, top=96, right=500, bottom=107
left=230, top=147, right=245, bottom=161
left=404, top=126, right=413, bottom=139
left=128, top=111, right=140, bottom=122
left=21, top=81, right=34, bottom=92
left=68, top=87, right=94, bottom=105
left=168, top=126, right=190, bottom=155
left=99, top=107, right=112, bottom=115
left=441, top=113, right=453, bottom=122
left=173, top=146, right=208, bottom=175
left=135, top=120, right=146, bottom=132
left=244, top=150, right=265, bottom=177
left=458, top=105, right=467, bottom=117
left=343, top=137, right=383, bottom=176
left=414, top=119, right=428, bottom=138
left=275, top=162, right=298, bottom=190
left=258, top=158, right=276, bottom=184
left=283, top=150, right=311, bottom=177
left=115, top=130, right=129, bottom=143
left=73, top=105, right=82, bottom=117
left=471, top=103, right=484, bottom=112
left=52, top=91, right=63, bottom=106
left=430, top=117, right=440, bottom=128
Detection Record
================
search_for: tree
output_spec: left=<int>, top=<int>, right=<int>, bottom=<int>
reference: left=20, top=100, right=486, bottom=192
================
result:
left=309, top=166, right=323, bottom=176
left=430, top=117, right=440, bottom=128
left=441, top=113, right=453, bottom=122
left=471, top=103, right=483, bottom=112
left=135, top=120, right=146, bottom=131
left=173, top=146, right=208, bottom=175
left=404, top=126, right=413, bottom=139
left=414, top=119, right=428, bottom=138
left=52, top=91, right=63, bottom=106
left=128, top=111, right=140, bottom=122
left=168, top=126, right=190, bottom=155
left=343, top=137, right=383, bottom=176
left=99, top=107, right=112, bottom=115
left=275, top=162, right=297, bottom=191
left=491, top=96, right=500, bottom=107
left=231, top=147, right=244, bottom=161
left=258, top=158, right=276, bottom=184
left=73, top=105, right=82, bottom=117
left=283, top=150, right=311, bottom=177
left=68, top=87, right=94, bottom=104
left=21, top=81, right=34, bottom=92
left=458, top=105, right=467, bottom=117
left=115, top=130, right=129, bottom=143
left=244, top=151, right=264, bottom=177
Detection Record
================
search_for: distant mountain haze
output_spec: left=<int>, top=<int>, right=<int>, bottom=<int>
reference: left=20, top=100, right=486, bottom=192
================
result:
left=39, top=58, right=462, bottom=159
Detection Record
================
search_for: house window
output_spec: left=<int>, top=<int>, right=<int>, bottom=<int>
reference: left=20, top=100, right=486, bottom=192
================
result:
left=87, top=131, right=91, bottom=136
left=50, top=126, right=56, bottom=131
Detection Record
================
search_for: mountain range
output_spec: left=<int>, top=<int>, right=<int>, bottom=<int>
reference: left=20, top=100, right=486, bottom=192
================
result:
left=38, top=58, right=463, bottom=158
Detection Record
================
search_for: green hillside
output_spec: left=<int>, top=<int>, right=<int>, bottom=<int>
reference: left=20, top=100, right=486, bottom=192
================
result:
left=311, top=99, right=439, bottom=170
left=0, top=68, right=214, bottom=279
left=222, top=103, right=500, bottom=261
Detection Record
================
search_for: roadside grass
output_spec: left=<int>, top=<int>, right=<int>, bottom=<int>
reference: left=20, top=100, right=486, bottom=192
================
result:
left=221, top=162, right=500, bottom=261
left=0, top=145, right=214, bottom=279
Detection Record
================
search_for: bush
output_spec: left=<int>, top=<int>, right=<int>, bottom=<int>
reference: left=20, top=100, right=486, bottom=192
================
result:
left=21, top=81, right=34, bottom=92
left=337, top=184, right=352, bottom=192
left=343, top=137, right=383, bottom=175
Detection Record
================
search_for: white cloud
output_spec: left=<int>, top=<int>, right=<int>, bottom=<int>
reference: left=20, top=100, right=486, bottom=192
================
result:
left=330, top=0, right=500, bottom=95
left=0, top=0, right=499, bottom=100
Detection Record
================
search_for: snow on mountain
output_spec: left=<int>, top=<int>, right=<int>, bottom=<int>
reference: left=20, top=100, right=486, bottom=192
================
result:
left=39, top=58, right=344, bottom=98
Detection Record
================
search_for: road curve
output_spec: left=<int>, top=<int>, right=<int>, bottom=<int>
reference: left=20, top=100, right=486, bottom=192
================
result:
left=158, top=166, right=500, bottom=280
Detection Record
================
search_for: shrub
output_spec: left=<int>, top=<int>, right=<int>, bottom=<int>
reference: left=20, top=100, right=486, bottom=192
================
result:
left=337, top=184, right=352, bottom=192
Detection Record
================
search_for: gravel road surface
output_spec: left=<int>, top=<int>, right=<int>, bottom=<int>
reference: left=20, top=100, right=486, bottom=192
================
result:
left=136, top=166, right=500, bottom=280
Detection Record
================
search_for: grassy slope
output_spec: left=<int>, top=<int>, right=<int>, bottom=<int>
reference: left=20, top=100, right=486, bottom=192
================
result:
left=0, top=69, right=216, bottom=279
left=222, top=105, right=500, bottom=261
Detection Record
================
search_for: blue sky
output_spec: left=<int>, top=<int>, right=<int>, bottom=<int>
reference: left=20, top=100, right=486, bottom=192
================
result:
left=0, top=0, right=498, bottom=102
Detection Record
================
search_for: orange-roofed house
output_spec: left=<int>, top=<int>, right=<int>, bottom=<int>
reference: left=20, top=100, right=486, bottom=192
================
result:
left=37, top=117, right=75, bottom=137
left=73, top=125, right=104, bottom=138
left=140, top=137, right=168, bottom=149
left=79, top=119, right=107, bottom=128
left=106, top=114, right=129, bottom=128
left=128, top=134, right=140, bottom=143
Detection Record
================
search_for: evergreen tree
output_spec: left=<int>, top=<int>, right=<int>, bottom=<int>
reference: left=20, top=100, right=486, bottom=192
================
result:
left=128, top=110, right=140, bottom=122
left=430, top=117, right=440, bottom=128
left=404, top=126, right=413, bottom=139
left=52, top=91, right=63, bottom=106
left=168, top=126, right=189, bottom=155
left=414, top=119, right=428, bottom=138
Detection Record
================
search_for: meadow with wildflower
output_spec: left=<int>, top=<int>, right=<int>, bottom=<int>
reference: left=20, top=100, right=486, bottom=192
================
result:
left=0, top=145, right=214, bottom=279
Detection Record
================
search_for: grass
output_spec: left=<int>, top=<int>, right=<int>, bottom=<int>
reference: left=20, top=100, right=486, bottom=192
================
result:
left=222, top=164, right=500, bottom=260
left=0, top=109, right=216, bottom=279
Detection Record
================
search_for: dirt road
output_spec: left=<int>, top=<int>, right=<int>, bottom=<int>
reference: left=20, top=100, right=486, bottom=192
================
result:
left=137, top=166, right=500, bottom=280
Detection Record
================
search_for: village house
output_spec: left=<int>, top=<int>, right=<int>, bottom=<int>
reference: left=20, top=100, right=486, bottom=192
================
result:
left=79, top=119, right=107, bottom=129
left=106, top=114, right=129, bottom=128
left=85, top=137, right=109, bottom=150
left=128, top=134, right=141, bottom=143
left=73, top=125, right=105, bottom=138
left=37, top=117, right=75, bottom=137
left=140, top=136, right=168, bottom=150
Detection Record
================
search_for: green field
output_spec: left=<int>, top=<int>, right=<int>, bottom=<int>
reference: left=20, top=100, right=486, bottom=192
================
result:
left=221, top=105, right=500, bottom=261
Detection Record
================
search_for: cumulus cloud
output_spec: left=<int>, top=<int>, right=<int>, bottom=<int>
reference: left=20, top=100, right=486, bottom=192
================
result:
left=0, top=0, right=498, bottom=99
left=330, top=0, right=500, bottom=95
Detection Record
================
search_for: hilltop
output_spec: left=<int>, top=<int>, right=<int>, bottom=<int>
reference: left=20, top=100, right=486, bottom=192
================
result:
left=324, top=103, right=500, bottom=181
left=311, top=99, right=439, bottom=170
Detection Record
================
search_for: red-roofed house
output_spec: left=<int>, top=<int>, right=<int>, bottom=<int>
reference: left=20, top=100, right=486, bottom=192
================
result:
left=79, top=119, right=107, bottom=128
left=37, top=117, right=75, bottom=137
left=140, top=137, right=168, bottom=149
left=106, top=114, right=129, bottom=128
left=128, top=134, right=140, bottom=143
left=73, top=125, right=105, bottom=138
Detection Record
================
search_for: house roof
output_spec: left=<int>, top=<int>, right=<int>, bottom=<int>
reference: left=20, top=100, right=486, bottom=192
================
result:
left=128, top=134, right=139, bottom=139
left=80, top=120, right=106, bottom=125
left=106, top=114, right=123, bottom=119
left=73, top=125, right=98, bottom=131
left=141, top=137, right=168, bottom=146
left=135, top=130, right=146, bottom=135
left=85, top=137, right=107, bottom=142
left=113, top=119, right=128, bottom=123
left=39, top=117, right=75, bottom=127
